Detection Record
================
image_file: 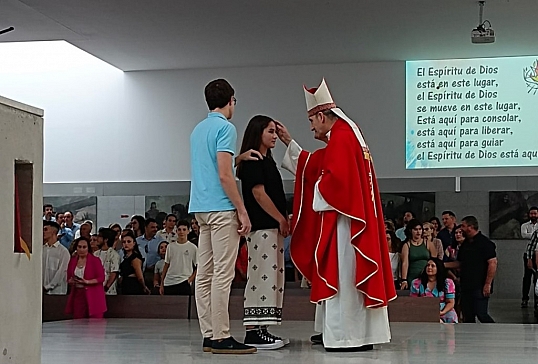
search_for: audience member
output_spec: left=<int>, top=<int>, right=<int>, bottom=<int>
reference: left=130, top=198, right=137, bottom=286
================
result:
left=423, top=222, right=443, bottom=260
left=153, top=241, right=169, bottom=294
left=43, top=204, right=55, bottom=221
left=146, top=201, right=160, bottom=219
left=130, top=215, right=145, bottom=238
left=64, top=211, right=81, bottom=237
left=95, top=228, right=121, bottom=295
left=438, top=211, right=457, bottom=255
left=386, top=230, right=401, bottom=290
left=410, top=258, right=458, bottom=323
left=75, top=220, right=93, bottom=240
left=400, top=219, right=437, bottom=289
left=55, top=212, right=74, bottom=250
left=429, top=217, right=441, bottom=238
left=43, top=221, right=70, bottom=295
left=136, top=218, right=163, bottom=283
left=65, top=237, right=107, bottom=319
left=384, top=219, right=396, bottom=233
left=156, top=214, right=178, bottom=244
left=89, top=234, right=100, bottom=253
left=160, top=220, right=198, bottom=295
left=446, top=216, right=497, bottom=323
left=119, top=230, right=151, bottom=295
left=188, top=217, right=200, bottom=246
left=395, top=211, right=415, bottom=241
left=520, top=206, right=538, bottom=308
left=446, top=224, right=465, bottom=318
left=109, top=223, right=123, bottom=251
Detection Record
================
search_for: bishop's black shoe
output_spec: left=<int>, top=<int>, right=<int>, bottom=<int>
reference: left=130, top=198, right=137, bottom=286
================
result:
left=310, top=333, right=323, bottom=345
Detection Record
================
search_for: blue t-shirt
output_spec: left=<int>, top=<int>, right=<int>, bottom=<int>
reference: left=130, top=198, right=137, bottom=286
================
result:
left=189, top=112, right=236, bottom=213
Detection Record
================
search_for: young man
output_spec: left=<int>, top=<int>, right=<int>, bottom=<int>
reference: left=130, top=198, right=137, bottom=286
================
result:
left=276, top=79, right=395, bottom=352
left=156, top=214, right=178, bottom=244
left=189, top=78, right=256, bottom=354
left=136, top=218, right=163, bottom=285
left=95, top=227, right=121, bottom=295
left=159, top=220, right=197, bottom=295
left=438, top=210, right=457, bottom=253
left=395, top=211, right=415, bottom=242
left=42, top=221, right=70, bottom=295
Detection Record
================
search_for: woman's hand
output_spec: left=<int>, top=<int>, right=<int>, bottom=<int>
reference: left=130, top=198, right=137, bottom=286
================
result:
left=400, top=280, right=408, bottom=290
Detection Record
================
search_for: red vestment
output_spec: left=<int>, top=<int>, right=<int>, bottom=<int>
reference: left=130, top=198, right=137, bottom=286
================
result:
left=290, top=119, right=396, bottom=308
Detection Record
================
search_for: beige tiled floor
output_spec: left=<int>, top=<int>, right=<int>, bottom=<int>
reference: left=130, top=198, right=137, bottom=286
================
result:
left=42, top=318, right=538, bottom=364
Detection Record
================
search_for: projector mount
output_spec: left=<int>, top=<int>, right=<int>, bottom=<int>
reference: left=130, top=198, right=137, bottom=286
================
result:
left=471, top=1, right=495, bottom=43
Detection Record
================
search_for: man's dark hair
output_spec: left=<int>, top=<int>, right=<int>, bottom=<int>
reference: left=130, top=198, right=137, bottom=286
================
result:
left=442, top=210, right=456, bottom=218
left=43, top=204, right=53, bottom=212
left=462, top=215, right=479, bottom=230
left=404, top=211, right=416, bottom=218
left=98, top=227, right=116, bottom=248
left=529, top=206, right=538, bottom=213
left=145, top=218, right=157, bottom=227
left=43, top=220, right=60, bottom=232
left=55, top=212, right=64, bottom=219
left=204, top=79, right=234, bottom=110
left=177, top=219, right=190, bottom=229
left=165, top=214, right=177, bottom=222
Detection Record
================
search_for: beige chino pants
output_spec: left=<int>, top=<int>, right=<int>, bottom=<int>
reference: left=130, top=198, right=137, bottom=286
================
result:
left=195, top=210, right=240, bottom=340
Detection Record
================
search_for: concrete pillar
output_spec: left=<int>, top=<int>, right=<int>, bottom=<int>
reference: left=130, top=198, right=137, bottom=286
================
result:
left=0, top=96, right=43, bottom=364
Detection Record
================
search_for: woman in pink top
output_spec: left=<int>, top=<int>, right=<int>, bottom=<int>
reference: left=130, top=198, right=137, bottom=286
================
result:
left=65, top=236, right=107, bottom=319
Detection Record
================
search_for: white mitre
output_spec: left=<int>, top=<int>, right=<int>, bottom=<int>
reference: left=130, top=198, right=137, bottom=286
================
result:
left=303, top=78, right=368, bottom=148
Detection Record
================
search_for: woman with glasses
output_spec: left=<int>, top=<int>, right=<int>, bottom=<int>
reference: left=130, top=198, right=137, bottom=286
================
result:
left=423, top=221, right=444, bottom=260
left=400, top=219, right=438, bottom=289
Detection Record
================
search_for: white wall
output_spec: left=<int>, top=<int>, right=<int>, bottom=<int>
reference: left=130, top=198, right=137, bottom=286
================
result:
left=0, top=41, right=124, bottom=183
left=0, top=97, right=43, bottom=364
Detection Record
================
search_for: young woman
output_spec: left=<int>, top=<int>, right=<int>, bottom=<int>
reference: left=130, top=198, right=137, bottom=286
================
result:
left=423, top=222, right=444, bottom=260
left=400, top=219, right=438, bottom=289
left=153, top=241, right=169, bottom=294
left=429, top=217, right=441, bottom=238
left=65, top=237, right=107, bottom=319
left=237, top=115, right=289, bottom=350
left=119, top=230, right=151, bottom=295
left=108, top=223, right=123, bottom=251
left=130, top=215, right=145, bottom=238
left=410, top=258, right=458, bottom=323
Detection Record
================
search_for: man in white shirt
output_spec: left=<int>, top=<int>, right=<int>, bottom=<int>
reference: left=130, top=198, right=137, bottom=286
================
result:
left=42, top=221, right=70, bottom=295
left=395, top=211, right=414, bottom=242
left=43, top=204, right=56, bottom=222
left=95, top=227, right=121, bottom=295
left=520, top=206, right=538, bottom=308
left=160, top=220, right=198, bottom=295
left=156, top=214, right=178, bottom=244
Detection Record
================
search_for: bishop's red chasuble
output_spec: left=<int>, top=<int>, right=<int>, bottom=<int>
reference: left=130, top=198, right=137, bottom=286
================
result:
left=290, top=119, right=396, bottom=308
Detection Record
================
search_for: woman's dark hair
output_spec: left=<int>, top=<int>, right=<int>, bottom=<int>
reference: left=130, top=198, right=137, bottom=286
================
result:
left=419, top=257, right=448, bottom=294
left=236, top=115, right=275, bottom=177
left=204, top=79, right=234, bottom=110
left=121, top=229, right=143, bottom=260
left=157, top=241, right=168, bottom=256
left=386, top=230, right=401, bottom=253
left=450, top=224, right=463, bottom=249
left=74, top=236, right=90, bottom=248
left=404, top=218, right=422, bottom=241
left=429, top=216, right=441, bottom=231
left=130, top=215, right=146, bottom=237
left=109, top=223, right=122, bottom=231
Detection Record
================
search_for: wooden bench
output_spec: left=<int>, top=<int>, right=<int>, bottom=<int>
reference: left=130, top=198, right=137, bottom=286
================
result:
left=43, top=287, right=439, bottom=322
